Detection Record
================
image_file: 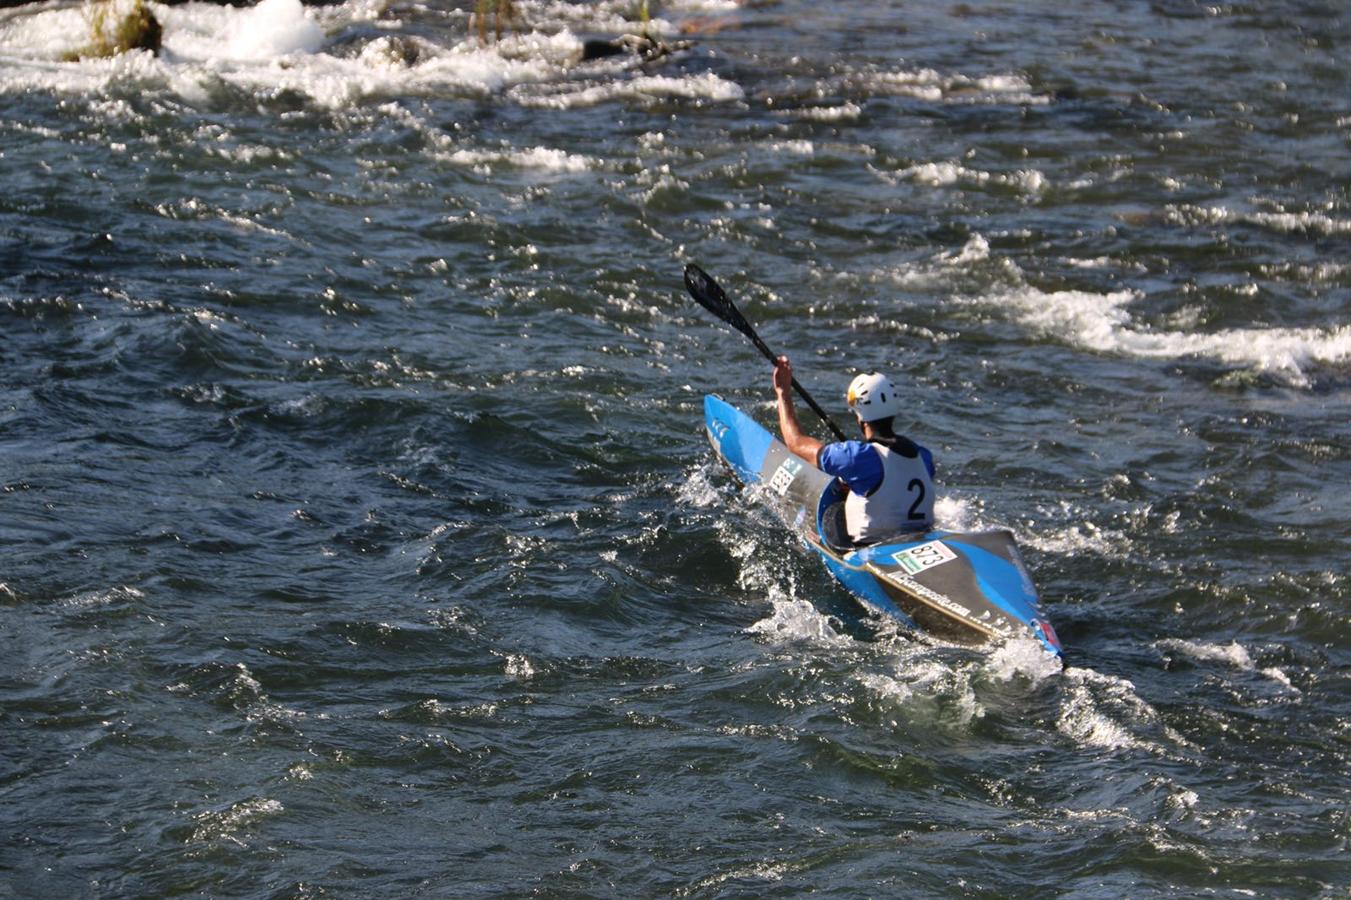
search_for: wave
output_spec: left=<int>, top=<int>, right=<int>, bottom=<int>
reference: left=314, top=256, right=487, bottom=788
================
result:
left=209, top=0, right=324, bottom=62
left=855, top=67, right=1050, bottom=106
left=888, top=161, right=1046, bottom=194
left=1156, top=638, right=1254, bottom=669
left=188, top=796, right=284, bottom=846
left=1056, top=667, right=1184, bottom=755
left=440, top=145, right=597, bottom=174
left=1155, top=639, right=1297, bottom=692
left=509, top=71, right=743, bottom=109
left=787, top=101, right=861, bottom=122
left=745, top=591, right=849, bottom=644
left=1167, top=203, right=1351, bottom=237
left=988, top=285, right=1351, bottom=388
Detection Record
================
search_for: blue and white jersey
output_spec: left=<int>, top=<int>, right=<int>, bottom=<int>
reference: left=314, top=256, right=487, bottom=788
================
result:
left=817, top=439, right=936, bottom=543
left=817, top=440, right=885, bottom=495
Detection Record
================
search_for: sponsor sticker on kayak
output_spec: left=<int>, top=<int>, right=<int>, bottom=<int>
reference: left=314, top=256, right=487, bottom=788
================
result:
left=890, top=540, right=957, bottom=575
left=766, top=457, right=803, bottom=496
left=880, top=571, right=977, bottom=623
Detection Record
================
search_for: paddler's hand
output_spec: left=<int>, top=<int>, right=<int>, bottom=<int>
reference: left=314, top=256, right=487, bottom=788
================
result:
left=772, top=355, right=793, bottom=397
left=772, top=355, right=823, bottom=465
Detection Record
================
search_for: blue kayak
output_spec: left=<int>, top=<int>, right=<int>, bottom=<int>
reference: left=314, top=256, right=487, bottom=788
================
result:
left=704, top=394, right=1063, bottom=655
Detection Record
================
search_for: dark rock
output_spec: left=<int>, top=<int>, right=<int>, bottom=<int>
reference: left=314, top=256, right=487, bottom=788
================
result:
left=580, top=33, right=691, bottom=63
left=581, top=38, right=626, bottom=61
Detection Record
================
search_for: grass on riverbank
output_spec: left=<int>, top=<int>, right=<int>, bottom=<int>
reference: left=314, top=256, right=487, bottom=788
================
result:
left=62, top=0, right=161, bottom=61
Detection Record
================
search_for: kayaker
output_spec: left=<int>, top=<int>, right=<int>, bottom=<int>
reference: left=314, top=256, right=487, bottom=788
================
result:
left=772, top=355, right=936, bottom=544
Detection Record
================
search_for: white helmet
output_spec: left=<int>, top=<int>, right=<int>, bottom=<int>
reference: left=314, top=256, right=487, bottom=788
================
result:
left=847, top=372, right=902, bottom=422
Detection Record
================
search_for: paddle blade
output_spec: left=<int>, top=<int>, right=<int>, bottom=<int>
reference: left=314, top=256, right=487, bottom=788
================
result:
left=683, top=261, right=848, bottom=441
left=684, top=263, right=752, bottom=338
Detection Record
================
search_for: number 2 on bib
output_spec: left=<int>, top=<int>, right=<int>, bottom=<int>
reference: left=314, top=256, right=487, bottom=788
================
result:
left=907, top=478, right=926, bottom=521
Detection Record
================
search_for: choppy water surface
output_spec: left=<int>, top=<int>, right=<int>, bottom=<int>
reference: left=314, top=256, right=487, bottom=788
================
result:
left=2, top=0, right=1349, bottom=894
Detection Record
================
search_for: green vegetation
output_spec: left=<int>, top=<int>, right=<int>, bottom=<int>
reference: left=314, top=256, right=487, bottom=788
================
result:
left=62, top=0, right=162, bottom=61
left=473, top=0, right=517, bottom=44
left=637, top=0, right=651, bottom=39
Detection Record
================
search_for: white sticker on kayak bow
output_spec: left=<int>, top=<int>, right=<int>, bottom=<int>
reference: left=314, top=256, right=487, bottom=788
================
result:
left=766, top=457, right=803, bottom=496
left=891, top=540, right=957, bottom=575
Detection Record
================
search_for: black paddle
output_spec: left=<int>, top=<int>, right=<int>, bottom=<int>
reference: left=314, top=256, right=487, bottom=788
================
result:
left=683, top=263, right=848, bottom=442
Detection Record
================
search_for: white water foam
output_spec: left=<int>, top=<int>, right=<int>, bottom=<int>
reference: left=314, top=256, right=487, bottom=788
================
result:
left=862, top=67, right=1050, bottom=106
left=932, top=494, right=983, bottom=532
left=985, top=636, right=1063, bottom=682
left=1157, top=638, right=1254, bottom=669
left=1155, top=639, right=1298, bottom=692
left=708, top=479, right=852, bottom=646
left=524, top=0, right=680, bottom=37
left=1018, top=518, right=1133, bottom=560
left=664, top=0, right=741, bottom=13
left=789, top=101, right=862, bottom=122
left=987, top=285, right=1351, bottom=388
left=61, top=584, right=146, bottom=608
left=856, top=670, right=916, bottom=705
left=745, top=590, right=848, bottom=644
left=0, top=2, right=94, bottom=57
left=442, top=145, right=595, bottom=174
left=892, top=161, right=1046, bottom=194
left=1057, top=667, right=1172, bottom=754
left=220, top=0, right=323, bottom=61
left=675, top=462, right=725, bottom=510
left=503, top=653, right=536, bottom=679
left=868, top=651, right=986, bottom=725
left=1062, top=255, right=1148, bottom=273
left=681, top=860, right=797, bottom=895
left=1166, top=783, right=1200, bottom=813
left=1259, top=261, right=1351, bottom=284
left=189, top=797, right=285, bottom=845
left=766, top=139, right=815, bottom=156
left=942, top=234, right=991, bottom=266
left=867, top=232, right=1024, bottom=291
left=1167, top=203, right=1351, bottom=237
left=1260, top=667, right=1295, bottom=689
left=510, top=71, right=743, bottom=109
left=0, top=0, right=728, bottom=110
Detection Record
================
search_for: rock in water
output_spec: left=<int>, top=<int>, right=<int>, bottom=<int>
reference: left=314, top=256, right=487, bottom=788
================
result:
left=580, top=33, right=691, bottom=63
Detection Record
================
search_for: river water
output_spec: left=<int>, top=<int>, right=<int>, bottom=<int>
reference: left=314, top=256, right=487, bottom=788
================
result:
left=2, top=0, right=1348, bottom=895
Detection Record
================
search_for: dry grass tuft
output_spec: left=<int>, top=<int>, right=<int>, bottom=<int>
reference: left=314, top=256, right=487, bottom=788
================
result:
left=63, top=0, right=162, bottom=61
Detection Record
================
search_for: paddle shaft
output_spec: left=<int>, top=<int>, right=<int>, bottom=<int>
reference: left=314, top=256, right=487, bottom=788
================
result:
left=742, top=331, right=848, bottom=443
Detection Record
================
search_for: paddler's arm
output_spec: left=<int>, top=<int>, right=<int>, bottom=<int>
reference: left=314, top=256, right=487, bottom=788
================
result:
left=772, top=356, right=826, bottom=466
